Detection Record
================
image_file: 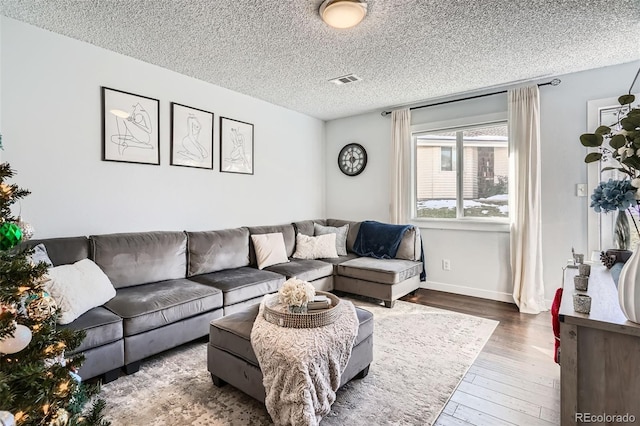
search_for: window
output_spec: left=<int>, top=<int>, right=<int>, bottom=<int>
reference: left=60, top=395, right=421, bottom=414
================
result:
left=414, top=122, right=509, bottom=220
left=440, top=146, right=456, bottom=171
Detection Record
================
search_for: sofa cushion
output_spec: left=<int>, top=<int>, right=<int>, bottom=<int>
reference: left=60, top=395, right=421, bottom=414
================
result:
left=265, top=259, right=334, bottom=282
left=316, top=253, right=360, bottom=274
left=209, top=303, right=261, bottom=365
left=22, top=236, right=91, bottom=266
left=46, top=259, right=117, bottom=325
left=91, top=231, right=188, bottom=288
left=248, top=224, right=296, bottom=263
left=251, top=233, right=290, bottom=269
left=104, top=278, right=223, bottom=336
left=60, top=306, right=123, bottom=354
left=187, top=227, right=250, bottom=276
left=189, top=267, right=284, bottom=307
left=292, top=219, right=326, bottom=237
left=292, top=233, right=338, bottom=260
left=314, top=223, right=349, bottom=256
left=337, top=257, right=423, bottom=285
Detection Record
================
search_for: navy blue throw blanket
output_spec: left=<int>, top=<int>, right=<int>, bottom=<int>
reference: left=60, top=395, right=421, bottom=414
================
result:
left=353, top=221, right=426, bottom=281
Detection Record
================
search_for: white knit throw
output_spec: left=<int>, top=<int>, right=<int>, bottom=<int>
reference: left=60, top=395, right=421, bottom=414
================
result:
left=251, top=299, right=359, bottom=426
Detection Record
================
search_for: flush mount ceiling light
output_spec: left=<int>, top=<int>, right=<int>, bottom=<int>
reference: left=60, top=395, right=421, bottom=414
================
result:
left=320, top=0, right=368, bottom=29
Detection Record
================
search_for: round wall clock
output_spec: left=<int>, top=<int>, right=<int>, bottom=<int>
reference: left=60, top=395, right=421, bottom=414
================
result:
left=338, top=143, right=368, bottom=176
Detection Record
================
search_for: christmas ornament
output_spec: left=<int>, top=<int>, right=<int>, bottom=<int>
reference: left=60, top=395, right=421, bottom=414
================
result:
left=44, top=351, right=66, bottom=369
left=50, top=409, right=69, bottom=426
left=0, top=222, right=22, bottom=250
left=17, top=217, right=34, bottom=240
left=69, top=370, right=81, bottom=383
left=0, top=183, right=12, bottom=197
left=0, top=411, right=15, bottom=426
left=26, top=292, right=57, bottom=321
left=0, top=303, right=16, bottom=315
left=0, top=322, right=32, bottom=354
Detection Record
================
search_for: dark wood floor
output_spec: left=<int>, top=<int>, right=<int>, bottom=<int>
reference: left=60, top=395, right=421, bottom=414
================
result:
left=401, top=289, right=560, bottom=426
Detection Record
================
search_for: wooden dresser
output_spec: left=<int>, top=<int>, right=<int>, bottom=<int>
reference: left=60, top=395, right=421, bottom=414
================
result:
left=560, top=265, right=640, bottom=425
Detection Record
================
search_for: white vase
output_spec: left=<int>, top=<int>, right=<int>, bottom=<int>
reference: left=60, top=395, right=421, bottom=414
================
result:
left=618, top=243, right=640, bottom=323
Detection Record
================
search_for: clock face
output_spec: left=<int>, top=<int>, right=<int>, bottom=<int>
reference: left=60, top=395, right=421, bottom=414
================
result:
left=338, top=143, right=368, bottom=176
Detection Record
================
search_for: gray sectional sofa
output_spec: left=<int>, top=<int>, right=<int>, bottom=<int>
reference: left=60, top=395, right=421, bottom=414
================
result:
left=25, top=218, right=423, bottom=384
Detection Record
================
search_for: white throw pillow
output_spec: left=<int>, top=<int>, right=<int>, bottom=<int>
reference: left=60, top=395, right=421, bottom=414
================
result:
left=314, top=223, right=349, bottom=256
left=45, top=258, right=116, bottom=325
left=31, top=243, right=54, bottom=267
left=293, top=233, right=338, bottom=260
left=251, top=233, right=290, bottom=270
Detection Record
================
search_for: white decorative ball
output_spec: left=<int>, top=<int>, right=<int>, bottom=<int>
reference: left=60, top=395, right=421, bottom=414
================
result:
left=0, top=411, right=15, bottom=426
left=0, top=323, right=32, bottom=354
left=17, top=218, right=34, bottom=241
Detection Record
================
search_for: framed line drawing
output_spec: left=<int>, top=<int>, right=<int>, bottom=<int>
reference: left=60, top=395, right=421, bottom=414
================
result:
left=170, top=103, right=214, bottom=169
left=102, top=87, right=160, bottom=165
left=220, top=116, right=254, bottom=175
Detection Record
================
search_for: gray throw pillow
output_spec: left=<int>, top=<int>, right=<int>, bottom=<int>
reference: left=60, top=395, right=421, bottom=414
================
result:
left=31, top=243, right=54, bottom=267
left=314, top=223, right=349, bottom=256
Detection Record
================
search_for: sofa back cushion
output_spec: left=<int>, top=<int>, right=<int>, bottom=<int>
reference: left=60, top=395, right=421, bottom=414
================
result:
left=292, top=219, right=326, bottom=237
left=247, top=224, right=295, bottom=265
left=325, top=219, right=421, bottom=261
left=91, top=231, right=187, bottom=288
left=187, top=227, right=250, bottom=276
left=22, top=237, right=91, bottom=266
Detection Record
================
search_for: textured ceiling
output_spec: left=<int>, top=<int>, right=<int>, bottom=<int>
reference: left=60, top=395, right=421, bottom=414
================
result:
left=1, top=0, right=639, bottom=121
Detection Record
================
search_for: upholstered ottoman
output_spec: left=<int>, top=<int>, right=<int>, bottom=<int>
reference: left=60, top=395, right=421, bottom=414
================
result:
left=207, top=303, right=374, bottom=402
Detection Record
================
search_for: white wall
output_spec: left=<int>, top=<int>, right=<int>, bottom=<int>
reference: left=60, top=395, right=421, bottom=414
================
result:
left=540, top=60, right=640, bottom=302
left=326, top=60, right=640, bottom=304
left=0, top=17, right=326, bottom=238
left=325, top=113, right=390, bottom=221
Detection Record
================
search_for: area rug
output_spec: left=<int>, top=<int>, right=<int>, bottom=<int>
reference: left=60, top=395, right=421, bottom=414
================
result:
left=99, top=299, right=498, bottom=425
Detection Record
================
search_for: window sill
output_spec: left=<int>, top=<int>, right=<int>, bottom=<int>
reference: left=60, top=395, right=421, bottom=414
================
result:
left=410, top=218, right=510, bottom=233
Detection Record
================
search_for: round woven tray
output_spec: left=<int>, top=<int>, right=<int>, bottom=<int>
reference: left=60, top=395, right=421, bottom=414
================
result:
left=263, top=291, right=341, bottom=328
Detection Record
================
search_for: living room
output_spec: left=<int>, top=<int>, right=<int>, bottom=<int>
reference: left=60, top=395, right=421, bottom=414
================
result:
left=1, top=1, right=639, bottom=425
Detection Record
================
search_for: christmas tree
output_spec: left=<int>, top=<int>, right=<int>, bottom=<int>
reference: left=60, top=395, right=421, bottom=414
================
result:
left=0, top=162, right=109, bottom=426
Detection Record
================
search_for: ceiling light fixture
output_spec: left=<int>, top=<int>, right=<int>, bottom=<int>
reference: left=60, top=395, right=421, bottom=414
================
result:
left=319, top=0, right=367, bottom=29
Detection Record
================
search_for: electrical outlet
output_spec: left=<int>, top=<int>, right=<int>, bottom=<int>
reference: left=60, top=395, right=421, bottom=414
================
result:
left=442, top=259, right=451, bottom=271
left=576, top=183, right=587, bottom=197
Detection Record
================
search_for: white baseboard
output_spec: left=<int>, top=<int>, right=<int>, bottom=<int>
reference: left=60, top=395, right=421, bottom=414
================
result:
left=420, top=281, right=553, bottom=310
left=420, top=280, right=514, bottom=304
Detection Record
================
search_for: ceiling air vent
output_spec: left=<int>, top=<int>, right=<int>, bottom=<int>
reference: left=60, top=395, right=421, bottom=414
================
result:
left=329, top=74, right=362, bottom=85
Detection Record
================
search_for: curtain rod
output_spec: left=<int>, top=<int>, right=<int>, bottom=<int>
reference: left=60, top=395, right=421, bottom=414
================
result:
left=380, top=78, right=562, bottom=117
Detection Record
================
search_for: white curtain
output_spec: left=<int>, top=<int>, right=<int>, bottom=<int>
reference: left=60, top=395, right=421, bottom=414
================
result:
left=509, top=86, right=545, bottom=313
left=390, top=109, right=411, bottom=224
